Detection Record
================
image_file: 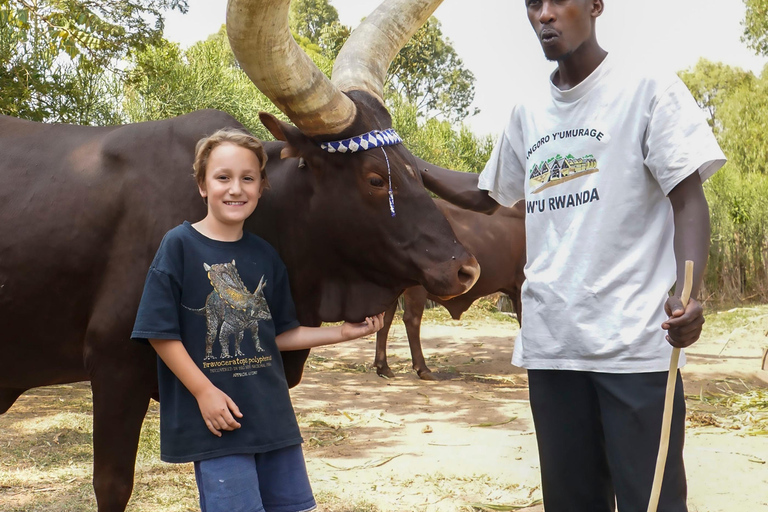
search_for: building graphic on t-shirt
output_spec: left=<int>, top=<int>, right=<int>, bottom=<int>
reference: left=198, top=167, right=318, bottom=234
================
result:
left=529, top=153, right=599, bottom=194
left=185, top=260, right=272, bottom=360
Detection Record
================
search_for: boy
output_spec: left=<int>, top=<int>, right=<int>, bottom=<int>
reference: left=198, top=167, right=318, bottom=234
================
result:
left=132, top=129, right=383, bottom=512
left=420, top=1, right=725, bottom=511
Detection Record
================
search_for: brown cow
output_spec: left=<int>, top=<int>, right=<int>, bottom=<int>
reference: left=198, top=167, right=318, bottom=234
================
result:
left=375, top=200, right=526, bottom=380
left=0, top=1, right=479, bottom=510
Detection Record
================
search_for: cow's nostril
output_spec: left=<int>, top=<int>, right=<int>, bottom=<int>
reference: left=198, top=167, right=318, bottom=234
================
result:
left=457, top=259, right=481, bottom=291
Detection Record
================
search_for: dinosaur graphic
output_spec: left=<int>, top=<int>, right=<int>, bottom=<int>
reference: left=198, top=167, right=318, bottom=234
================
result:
left=185, top=260, right=272, bottom=360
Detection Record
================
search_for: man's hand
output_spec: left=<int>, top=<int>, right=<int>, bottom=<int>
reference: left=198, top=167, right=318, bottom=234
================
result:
left=340, top=313, right=385, bottom=340
left=195, top=385, right=243, bottom=437
left=662, top=296, right=705, bottom=348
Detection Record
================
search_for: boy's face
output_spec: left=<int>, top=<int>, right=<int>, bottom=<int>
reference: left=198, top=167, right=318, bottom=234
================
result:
left=198, top=143, right=264, bottom=229
left=525, top=0, right=602, bottom=62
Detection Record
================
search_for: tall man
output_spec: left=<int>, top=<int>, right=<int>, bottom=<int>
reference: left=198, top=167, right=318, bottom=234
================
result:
left=421, top=1, right=725, bottom=510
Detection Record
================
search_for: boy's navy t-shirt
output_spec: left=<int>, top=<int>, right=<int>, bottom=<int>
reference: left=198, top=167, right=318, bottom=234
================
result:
left=131, top=222, right=302, bottom=463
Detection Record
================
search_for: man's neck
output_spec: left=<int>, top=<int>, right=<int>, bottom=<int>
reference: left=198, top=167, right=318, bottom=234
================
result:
left=552, top=41, right=608, bottom=91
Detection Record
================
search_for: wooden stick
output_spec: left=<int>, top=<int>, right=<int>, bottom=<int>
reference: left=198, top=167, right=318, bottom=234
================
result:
left=646, top=260, right=694, bottom=512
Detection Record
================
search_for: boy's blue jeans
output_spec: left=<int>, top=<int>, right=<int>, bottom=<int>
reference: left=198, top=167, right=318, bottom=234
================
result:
left=193, top=444, right=316, bottom=512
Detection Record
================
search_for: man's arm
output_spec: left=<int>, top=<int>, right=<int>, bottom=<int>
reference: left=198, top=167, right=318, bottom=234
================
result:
left=149, top=339, right=242, bottom=436
left=414, top=157, right=500, bottom=214
left=661, top=171, right=710, bottom=348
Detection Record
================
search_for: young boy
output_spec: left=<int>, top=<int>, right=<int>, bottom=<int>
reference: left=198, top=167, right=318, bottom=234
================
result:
left=420, top=1, right=725, bottom=511
left=131, top=128, right=384, bottom=512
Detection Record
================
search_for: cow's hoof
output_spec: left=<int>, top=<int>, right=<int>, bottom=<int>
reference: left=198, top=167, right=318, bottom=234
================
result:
left=376, top=367, right=395, bottom=379
left=417, top=369, right=437, bottom=381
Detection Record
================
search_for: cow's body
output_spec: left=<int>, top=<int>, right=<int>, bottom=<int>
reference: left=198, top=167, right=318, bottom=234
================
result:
left=374, top=199, right=526, bottom=379
left=0, top=103, right=478, bottom=509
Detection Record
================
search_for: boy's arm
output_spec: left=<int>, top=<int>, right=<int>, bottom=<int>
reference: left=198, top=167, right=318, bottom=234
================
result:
left=275, top=314, right=384, bottom=351
left=661, top=171, right=710, bottom=348
left=149, top=339, right=242, bottom=436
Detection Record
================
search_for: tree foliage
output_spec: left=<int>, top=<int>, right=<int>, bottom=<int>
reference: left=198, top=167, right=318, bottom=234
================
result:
left=0, top=0, right=187, bottom=123
left=124, top=26, right=284, bottom=140
left=680, top=58, right=768, bottom=302
left=387, top=17, right=477, bottom=124
left=1, top=0, right=187, bottom=64
left=742, top=0, right=768, bottom=56
left=288, top=0, right=476, bottom=123
left=678, top=58, right=753, bottom=130
left=289, top=0, right=339, bottom=46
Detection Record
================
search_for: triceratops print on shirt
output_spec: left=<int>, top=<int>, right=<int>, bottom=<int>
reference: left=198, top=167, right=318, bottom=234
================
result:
left=185, top=260, right=272, bottom=360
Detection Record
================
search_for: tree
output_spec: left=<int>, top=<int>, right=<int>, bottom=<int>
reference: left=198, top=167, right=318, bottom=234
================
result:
left=124, top=27, right=284, bottom=140
left=0, top=0, right=187, bottom=123
left=678, top=58, right=754, bottom=129
left=387, top=17, right=477, bottom=124
left=289, top=0, right=339, bottom=45
left=288, top=0, right=477, bottom=123
left=743, top=0, right=768, bottom=56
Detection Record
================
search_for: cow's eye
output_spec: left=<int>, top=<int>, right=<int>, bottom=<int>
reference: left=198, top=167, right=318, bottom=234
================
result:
left=369, top=176, right=385, bottom=188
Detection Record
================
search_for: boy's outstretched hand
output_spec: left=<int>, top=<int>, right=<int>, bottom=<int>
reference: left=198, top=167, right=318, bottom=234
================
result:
left=340, top=313, right=386, bottom=340
left=195, top=385, right=243, bottom=437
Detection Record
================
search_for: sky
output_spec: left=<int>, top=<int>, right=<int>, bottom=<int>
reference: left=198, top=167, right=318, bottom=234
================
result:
left=164, top=0, right=768, bottom=136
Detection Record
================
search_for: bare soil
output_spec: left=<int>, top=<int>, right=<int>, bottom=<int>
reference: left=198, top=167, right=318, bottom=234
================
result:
left=1, top=308, right=767, bottom=512
left=292, top=311, right=768, bottom=512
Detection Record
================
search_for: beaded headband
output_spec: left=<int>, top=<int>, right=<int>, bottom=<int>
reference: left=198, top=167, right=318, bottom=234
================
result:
left=317, top=128, right=402, bottom=217
left=318, top=128, right=402, bottom=154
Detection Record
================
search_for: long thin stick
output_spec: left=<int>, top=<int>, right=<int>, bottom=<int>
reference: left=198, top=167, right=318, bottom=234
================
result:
left=646, top=260, right=694, bottom=512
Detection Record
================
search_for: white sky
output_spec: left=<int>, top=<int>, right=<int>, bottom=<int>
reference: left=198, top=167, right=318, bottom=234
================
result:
left=164, top=0, right=768, bottom=136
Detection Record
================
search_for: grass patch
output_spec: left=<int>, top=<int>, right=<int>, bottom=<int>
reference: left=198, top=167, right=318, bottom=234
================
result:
left=703, top=304, right=768, bottom=334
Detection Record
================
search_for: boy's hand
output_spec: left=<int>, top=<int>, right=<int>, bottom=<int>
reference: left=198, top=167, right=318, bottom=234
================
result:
left=340, top=312, right=385, bottom=340
left=662, top=296, right=705, bottom=348
left=195, top=385, right=243, bottom=437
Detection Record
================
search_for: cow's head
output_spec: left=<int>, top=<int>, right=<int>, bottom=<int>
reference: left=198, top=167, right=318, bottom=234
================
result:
left=227, top=0, right=480, bottom=320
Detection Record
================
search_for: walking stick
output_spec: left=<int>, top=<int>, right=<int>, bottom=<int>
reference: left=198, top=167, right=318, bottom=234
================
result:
left=646, top=260, right=694, bottom=512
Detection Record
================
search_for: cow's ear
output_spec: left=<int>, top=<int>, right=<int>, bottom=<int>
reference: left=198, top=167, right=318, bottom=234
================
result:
left=259, top=112, right=313, bottom=160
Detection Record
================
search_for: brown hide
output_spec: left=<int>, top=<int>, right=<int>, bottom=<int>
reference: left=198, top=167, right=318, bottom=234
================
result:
left=374, top=199, right=526, bottom=379
left=0, top=104, right=477, bottom=511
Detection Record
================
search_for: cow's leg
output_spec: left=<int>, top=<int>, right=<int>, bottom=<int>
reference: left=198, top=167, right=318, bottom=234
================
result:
left=502, top=287, right=523, bottom=327
left=87, top=332, right=156, bottom=512
left=374, top=299, right=399, bottom=378
left=401, top=287, right=435, bottom=381
left=0, top=388, right=26, bottom=414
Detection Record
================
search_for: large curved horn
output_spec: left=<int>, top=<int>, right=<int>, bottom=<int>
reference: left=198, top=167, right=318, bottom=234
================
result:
left=227, top=0, right=356, bottom=137
left=332, top=0, right=444, bottom=105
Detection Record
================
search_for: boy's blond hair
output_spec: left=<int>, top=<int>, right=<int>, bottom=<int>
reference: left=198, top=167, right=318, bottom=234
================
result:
left=193, top=129, right=269, bottom=189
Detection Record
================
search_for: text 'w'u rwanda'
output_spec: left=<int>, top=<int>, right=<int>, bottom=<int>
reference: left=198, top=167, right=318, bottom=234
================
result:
left=527, top=188, right=600, bottom=214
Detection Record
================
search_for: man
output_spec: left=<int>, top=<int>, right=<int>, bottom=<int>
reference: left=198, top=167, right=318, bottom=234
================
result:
left=421, top=1, right=725, bottom=511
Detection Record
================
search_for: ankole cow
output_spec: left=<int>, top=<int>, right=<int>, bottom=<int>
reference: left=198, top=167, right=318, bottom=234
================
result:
left=0, top=0, right=480, bottom=510
left=375, top=200, right=526, bottom=380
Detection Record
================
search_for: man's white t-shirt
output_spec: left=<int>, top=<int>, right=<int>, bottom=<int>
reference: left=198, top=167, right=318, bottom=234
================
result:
left=478, top=53, right=726, bottom=373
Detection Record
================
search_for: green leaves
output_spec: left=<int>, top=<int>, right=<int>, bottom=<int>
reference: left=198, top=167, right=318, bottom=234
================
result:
left=387, top=17, right=477, bottom=123
left=123, top=28, right=284, bottom=140
left=1, top=0, right=188, bottom=124
left=743, top=0, right=768, bottom=56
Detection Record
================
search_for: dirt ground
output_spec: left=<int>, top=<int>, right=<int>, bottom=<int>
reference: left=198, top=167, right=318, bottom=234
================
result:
left=291, top=311, right=768, bottom=512
left=1, top=307, right=767, bottom=511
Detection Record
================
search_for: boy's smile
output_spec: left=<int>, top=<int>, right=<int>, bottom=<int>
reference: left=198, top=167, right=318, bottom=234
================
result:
left=197, top=142, right=264, bottom=240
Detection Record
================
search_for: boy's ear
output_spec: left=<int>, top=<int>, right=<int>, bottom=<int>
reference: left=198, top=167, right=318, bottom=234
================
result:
left=259, top=112, right=321, bottom=162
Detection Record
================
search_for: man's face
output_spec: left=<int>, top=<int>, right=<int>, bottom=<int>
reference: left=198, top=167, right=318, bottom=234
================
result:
left=525, top=0, right=602, bottom=61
